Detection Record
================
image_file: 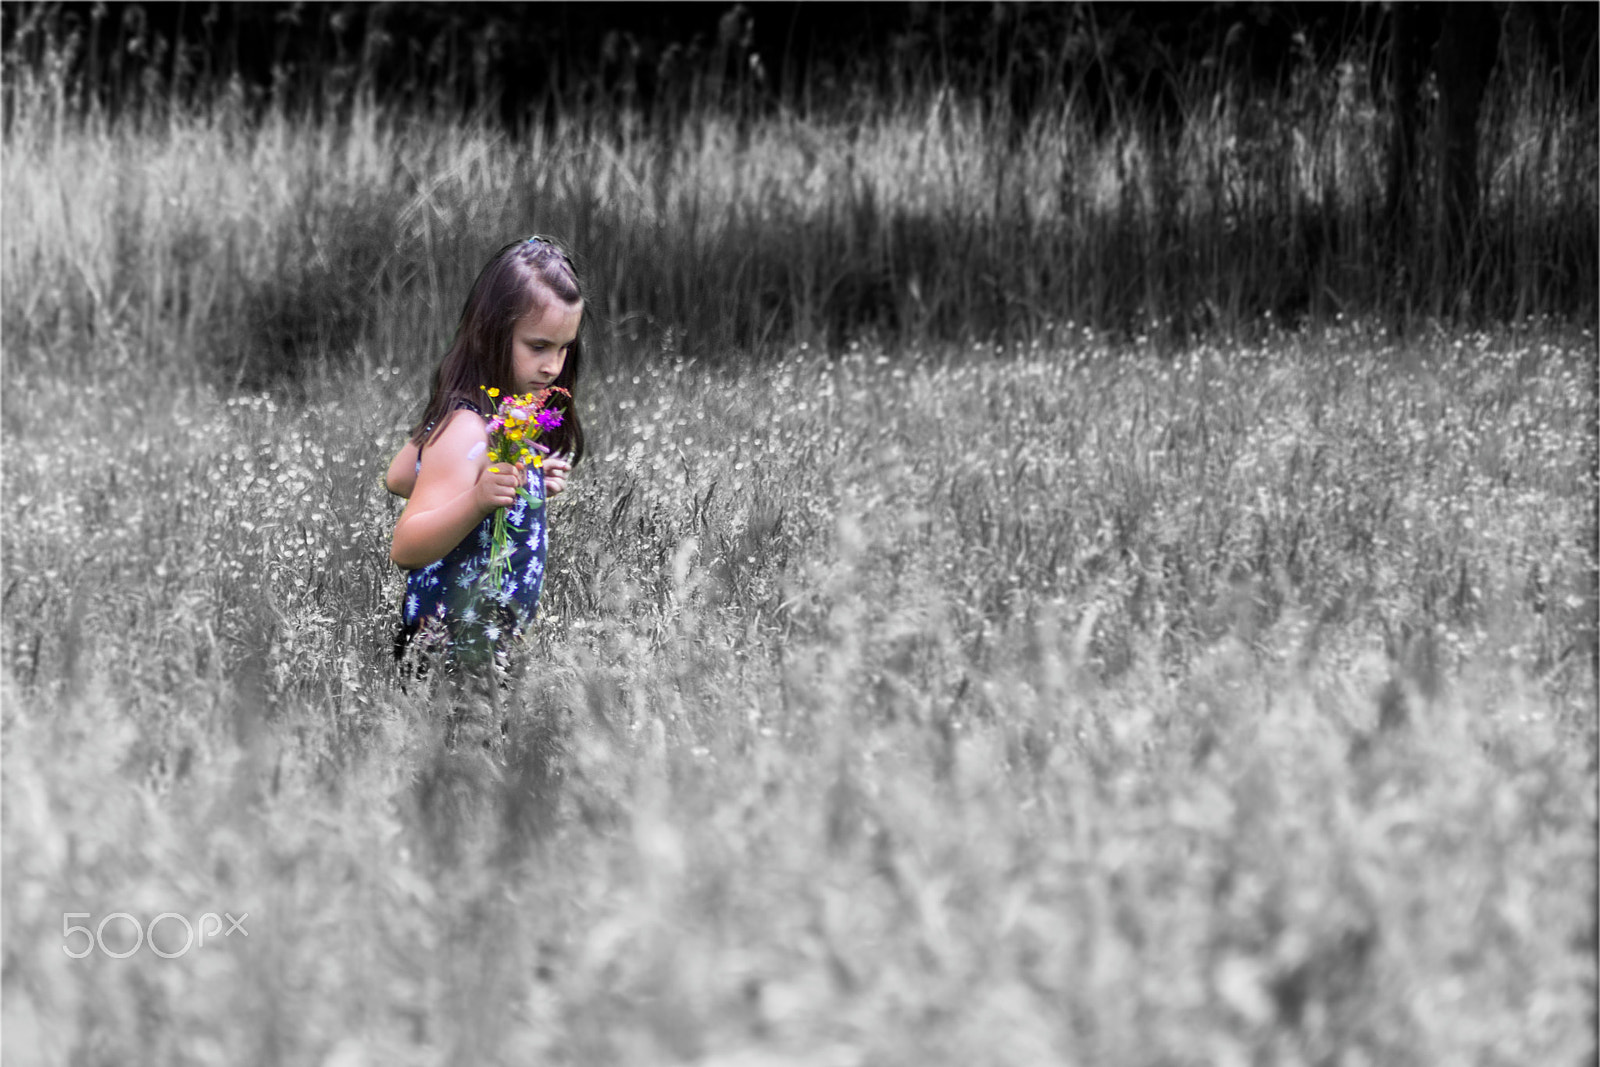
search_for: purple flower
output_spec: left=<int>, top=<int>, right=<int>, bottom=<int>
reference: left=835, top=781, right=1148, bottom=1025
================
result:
left=536, top=408, right=563, bottom=430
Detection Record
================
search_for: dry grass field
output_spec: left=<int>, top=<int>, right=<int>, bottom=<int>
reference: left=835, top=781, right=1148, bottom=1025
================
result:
left=4, top=327, right=1594, bottom=1065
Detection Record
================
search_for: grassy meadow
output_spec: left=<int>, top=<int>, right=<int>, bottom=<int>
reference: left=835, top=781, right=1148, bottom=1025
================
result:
left=3, top=28, right=1598, bottom=1067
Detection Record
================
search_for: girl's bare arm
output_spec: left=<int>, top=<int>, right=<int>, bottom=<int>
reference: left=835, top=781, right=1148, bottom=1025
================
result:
left=389, top=412, right=525, bottom=569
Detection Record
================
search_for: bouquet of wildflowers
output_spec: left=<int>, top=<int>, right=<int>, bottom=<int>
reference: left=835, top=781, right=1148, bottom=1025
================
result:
left=481, top=385, right=568, bottom=593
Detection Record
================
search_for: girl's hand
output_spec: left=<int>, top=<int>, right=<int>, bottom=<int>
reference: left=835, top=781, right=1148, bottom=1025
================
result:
left=542, top=454, right=573, bottom=497
left=474, top=462, right=527, bottom=514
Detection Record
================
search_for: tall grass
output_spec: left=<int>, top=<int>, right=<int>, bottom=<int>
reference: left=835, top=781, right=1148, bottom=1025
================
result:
left=3, top=327, right=1595, bottom=1064
left=3, top=15, right=1595, bottom=393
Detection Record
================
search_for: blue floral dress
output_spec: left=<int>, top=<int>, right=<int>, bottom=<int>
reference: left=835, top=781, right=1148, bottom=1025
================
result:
left=396, top=407, right=548, bottom=659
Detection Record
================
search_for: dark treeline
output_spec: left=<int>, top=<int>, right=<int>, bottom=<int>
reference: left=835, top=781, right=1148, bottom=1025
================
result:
left=8, top=2, right=1597, bottom=122
left=4, top=1, right=1597, bottom=368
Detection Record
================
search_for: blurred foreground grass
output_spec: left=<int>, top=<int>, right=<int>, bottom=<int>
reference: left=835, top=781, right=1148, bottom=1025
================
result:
left=2, top=327, right=1594, bottom=1065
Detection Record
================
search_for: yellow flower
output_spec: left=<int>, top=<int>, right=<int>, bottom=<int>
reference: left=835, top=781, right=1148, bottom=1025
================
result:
left=486, top=387, right=500, bottom=398
left=507, top=428, right=523, bottom=440
left=531, top=454, right=543, bottom=468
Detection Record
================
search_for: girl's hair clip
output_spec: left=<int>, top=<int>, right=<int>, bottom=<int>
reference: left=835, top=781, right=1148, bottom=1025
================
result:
left=524, top=234, right=571, bottom=262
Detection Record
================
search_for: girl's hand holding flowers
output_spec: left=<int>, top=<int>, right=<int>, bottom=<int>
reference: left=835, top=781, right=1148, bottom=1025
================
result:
left=475, top=460, right=528, bottom=514
left=479, top=385, right=570, bottom=592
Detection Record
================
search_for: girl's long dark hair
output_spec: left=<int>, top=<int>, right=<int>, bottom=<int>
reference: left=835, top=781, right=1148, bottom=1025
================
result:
left=410, top=237, right=586, bottom=463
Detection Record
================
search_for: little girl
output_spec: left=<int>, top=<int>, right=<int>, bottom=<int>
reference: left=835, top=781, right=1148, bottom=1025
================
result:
left=385, top=236, right=586, bottom=669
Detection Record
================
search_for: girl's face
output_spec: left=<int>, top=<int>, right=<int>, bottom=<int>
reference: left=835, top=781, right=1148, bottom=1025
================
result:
left=510, top=297, right=582, bottom=395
